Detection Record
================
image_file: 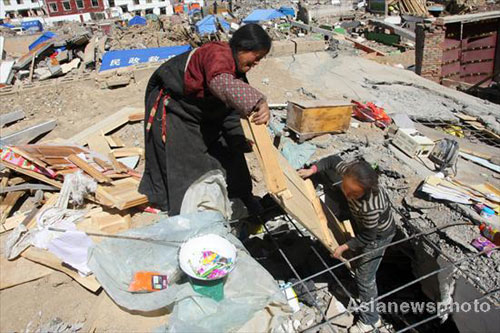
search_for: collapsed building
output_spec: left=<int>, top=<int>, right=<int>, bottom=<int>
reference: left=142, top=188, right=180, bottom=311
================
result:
left=1, top=0, right=500, bottom=332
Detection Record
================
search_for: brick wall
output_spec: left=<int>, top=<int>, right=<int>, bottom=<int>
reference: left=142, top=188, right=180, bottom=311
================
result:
left=415, top=20, right=446, bottom=83
left=46, top=0, right=105, bottom=17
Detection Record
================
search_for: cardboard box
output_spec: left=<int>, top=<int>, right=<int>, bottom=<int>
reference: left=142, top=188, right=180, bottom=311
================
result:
left=286, top=100, right=352, bottom=139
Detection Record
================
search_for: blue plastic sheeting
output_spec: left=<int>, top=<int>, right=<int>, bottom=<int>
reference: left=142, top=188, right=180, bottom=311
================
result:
left=280, top=138, right=317, bottom=169
left=195, top=15, right=230, bottom=35
left=29, top=31, right=57, bottom=51
left=0, top=23, right=15, bottom=28
left=128, top=16, right=147, bottom=26
left=21, top=20, right=43, bottom=32
left=279, top=6, right=295, bottom=17
left=242, top=9, right=286, bottom=23
left=100, top=44, right=192, bottom=72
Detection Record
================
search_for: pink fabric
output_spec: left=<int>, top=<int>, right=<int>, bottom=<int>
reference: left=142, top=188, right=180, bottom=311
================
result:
left=0, top=147, right=56, bottom=178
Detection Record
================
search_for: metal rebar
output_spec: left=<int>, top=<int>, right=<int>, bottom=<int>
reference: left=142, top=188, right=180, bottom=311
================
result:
left=301, top=247, right=498, bottom=333
left=396, top=288, right=500, bottom=333
left=287, top=222, right=473, bottom=291
left=260, top=220, right=337, bottom=333
left=285, top=214, right=398, bottom=332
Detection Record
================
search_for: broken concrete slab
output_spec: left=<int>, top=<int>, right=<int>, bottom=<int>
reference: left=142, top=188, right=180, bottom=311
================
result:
left=82, top=36, right=96, bottom=66
left=0, top=120, right=57, bottom=145
left=249, top=53, right=500, bottom=134
left=61, top=58, right=81, bottom=74
left=0, top=60, right=15, bottom=85
left=0, top=111, right=25, bottom=127
left=269, top=40, right=296, bottom=57
left=293, top=39, right=327, bottom=54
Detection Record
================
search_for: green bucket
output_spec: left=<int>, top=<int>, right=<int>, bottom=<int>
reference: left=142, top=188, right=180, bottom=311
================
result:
left=189, top=277, right=225, bottom=302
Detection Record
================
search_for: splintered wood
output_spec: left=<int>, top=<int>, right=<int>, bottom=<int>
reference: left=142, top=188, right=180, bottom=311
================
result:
left=0, top=107, right=148, bottom=211
left=241, top=119, right=345, bottom=253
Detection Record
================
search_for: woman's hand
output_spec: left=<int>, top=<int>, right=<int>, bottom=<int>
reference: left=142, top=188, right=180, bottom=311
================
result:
left=298, top=168, right=315, bottom=179
left=332, top=244, right=349, bottom=260
left=252, top=101, right=270, bottom=125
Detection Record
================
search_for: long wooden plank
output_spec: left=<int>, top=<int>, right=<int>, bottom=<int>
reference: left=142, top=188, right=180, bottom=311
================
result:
left=68, top=107, right=142, bottom=145
left=241, top=118, right=289, bottom=197
left=0, top=162, right=62, bottom=188
left=22, top=247, right=101, bottom=292
left=274, top=152, right=339, bottom=251
left=0, top=254, right=53, bottom=290
left=242, top=120, right=341, bottom=252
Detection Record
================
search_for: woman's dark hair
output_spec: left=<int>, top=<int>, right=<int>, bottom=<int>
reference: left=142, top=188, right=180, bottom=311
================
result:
left=344, top=160, right=380, bottom=196
left=229, top=23, right=272, bottom=54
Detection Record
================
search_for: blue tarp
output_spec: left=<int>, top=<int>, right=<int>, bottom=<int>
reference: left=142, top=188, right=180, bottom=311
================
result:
left=21, top=20, right=43, bottom=32
left=0, top=23, right=15, bottom=28
left=29, top=31, right=57, bottom=51
left=128, top=16, right=147, bottom=26
left=279, top=6, right=295, bottom=17
left=242, top=9, right=286, bottom=23
left=100, top=44, right=192, bottom=72
left=195, top=15, right=230, bottom=35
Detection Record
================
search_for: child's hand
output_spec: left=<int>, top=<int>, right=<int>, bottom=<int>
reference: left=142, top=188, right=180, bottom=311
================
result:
left=298, top=168, right=315, bottom=179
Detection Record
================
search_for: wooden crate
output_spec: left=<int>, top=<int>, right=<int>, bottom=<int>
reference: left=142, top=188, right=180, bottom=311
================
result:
left=286, top=100, right=353, bottom=141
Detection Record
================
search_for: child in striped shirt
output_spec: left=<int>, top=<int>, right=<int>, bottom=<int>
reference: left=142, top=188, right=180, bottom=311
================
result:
left=299, top=155, right=396, bottom=333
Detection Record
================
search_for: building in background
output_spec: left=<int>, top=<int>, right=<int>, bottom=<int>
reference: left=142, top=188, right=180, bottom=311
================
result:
left=111, top=0, right=174, bottom=16
left=1, top=0, right=46, bottom=19
left=45, top=0, right=106, bottom=21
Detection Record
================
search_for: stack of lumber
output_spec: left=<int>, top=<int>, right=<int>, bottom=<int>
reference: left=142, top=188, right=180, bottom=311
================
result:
left=0, top=107, right=147, bottom=292
left=389, top=0, right=429, bottom=16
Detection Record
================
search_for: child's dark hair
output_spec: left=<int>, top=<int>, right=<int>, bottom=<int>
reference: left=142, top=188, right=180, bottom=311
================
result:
left=344, top=160, right=380, bottom=195
left=229, top=24, right=272, bottom=54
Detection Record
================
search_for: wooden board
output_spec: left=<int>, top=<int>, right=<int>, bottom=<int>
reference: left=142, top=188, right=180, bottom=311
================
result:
left=0, top=191, right=25, bottom=225
left=240, top=119, right=289, bottom=197
left=241, top=119, right=341, bottom=252
left=68, top=107, right=142, bottom=146
left=87, top=134, right=112, bottom=156
left=274, top=152, right=340, bottom=251
left=68, top=154, right=112, bottom=184
left=95, top=177, right=148, bottom=210
left=1, top=211, right=29, bottom=233
left=0, top=254, right=53, bottom=290
left=22, top=247, right=101, bottom=292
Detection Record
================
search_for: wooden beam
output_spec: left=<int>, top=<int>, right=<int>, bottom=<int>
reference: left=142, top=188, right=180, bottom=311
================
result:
left=240, top=118, right=289, bottom=197
left=68, top=107, right=142, bottom=146
left=68, top=154, right=112, bottom=184
left=22, top=247, right=101, bottom=292
left=242, top=118, right=343, bottom=254
left=0, top=161, right=62, bottom=188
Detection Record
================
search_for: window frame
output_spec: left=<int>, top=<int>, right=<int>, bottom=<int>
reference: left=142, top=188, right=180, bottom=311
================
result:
left=48, top=2, right=58, bottom=12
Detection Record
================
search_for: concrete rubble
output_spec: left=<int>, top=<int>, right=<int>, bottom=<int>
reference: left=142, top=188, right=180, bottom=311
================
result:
left=1, top=1, right=500, bottom=332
